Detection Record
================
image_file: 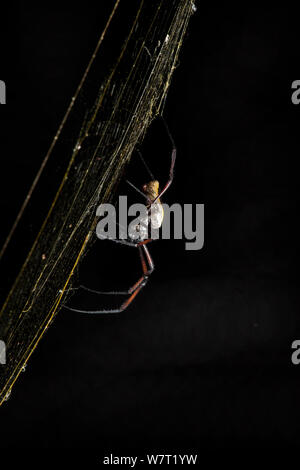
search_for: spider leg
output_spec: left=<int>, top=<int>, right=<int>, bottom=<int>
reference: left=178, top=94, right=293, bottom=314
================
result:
left=137, top=238, right=153, bottom=246
left=126, top=179, right=148, bottom=200
left=64, top=245, right=154, bottom=314
left=136, top=149, right=155, bottom=180
left=153, top=117, right=176, bottom=203
left=117, top=244, right=154, bottom=312
left=105, top=237, right=156, bottom=247
left=79, top=244, right=152, bottom=295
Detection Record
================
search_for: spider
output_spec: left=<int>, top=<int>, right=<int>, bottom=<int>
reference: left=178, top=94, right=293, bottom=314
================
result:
left=65, top=117, right=176, bottom=314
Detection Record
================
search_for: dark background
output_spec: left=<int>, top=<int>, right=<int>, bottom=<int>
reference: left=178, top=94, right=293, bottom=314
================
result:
left=0, top=1, right=298, bottom=454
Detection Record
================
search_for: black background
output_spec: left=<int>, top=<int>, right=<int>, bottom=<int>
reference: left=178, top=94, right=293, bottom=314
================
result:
left=0, top=1, right=298, bottom=455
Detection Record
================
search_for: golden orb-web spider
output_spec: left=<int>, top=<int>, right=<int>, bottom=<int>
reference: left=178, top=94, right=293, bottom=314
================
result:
left=65, top=117, right=176, bottom=314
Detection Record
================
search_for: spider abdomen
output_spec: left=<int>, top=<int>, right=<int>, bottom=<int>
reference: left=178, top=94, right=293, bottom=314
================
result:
left=149, top=201, right=164, bottom=229
left=128, top=201, right=164, bottom=242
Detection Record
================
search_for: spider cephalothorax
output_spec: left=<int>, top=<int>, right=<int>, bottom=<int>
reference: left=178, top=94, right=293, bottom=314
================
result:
left=142, top=180, right=160, bottom=203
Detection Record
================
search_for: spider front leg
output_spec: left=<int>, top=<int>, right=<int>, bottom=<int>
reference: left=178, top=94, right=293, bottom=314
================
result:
left=64, top=244, right=154, bottom=314
left=153, top=117, right=176, bottom=203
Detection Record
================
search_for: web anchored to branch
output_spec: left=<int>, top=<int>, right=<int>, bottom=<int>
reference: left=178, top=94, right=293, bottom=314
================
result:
left=0, top=0, right=196, bottom=404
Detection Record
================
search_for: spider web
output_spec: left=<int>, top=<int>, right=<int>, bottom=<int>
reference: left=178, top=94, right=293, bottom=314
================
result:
left=0, top=0, right=196, bottom=404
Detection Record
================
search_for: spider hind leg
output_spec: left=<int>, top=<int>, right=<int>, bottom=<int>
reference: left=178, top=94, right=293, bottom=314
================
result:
left=64, top=244, right=154, bottom=314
